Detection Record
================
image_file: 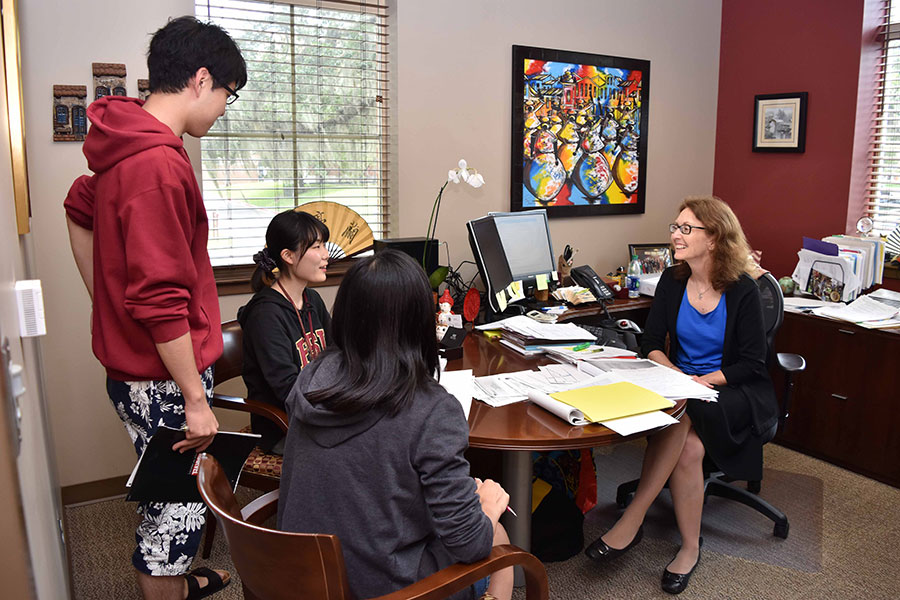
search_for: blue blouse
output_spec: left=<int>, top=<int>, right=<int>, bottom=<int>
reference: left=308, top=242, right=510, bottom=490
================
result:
left=674, top=290, right=726, bottom=376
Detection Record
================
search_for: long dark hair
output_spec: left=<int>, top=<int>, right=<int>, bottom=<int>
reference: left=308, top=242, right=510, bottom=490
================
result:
left=251, top=210, right=330, bottom=292
left=307, top=250, right=440, bottom=415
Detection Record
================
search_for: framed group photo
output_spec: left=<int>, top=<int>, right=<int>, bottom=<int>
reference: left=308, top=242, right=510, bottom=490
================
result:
left=752, top=92, right=807, bottom=153
left=511, top=45, right=650, bottom=218
left=628, top=243, right=673, bottom=275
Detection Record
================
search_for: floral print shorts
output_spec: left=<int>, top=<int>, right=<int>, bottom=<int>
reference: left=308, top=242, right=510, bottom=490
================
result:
left=107, top=367, right=214, bottom=576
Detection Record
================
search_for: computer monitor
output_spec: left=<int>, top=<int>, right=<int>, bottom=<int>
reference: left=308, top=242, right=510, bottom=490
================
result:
left=467, top=209, right=557, bottom=316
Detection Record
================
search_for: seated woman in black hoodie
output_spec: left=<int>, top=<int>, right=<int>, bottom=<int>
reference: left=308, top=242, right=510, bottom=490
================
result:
left=238, top=209, right=331, bottom=454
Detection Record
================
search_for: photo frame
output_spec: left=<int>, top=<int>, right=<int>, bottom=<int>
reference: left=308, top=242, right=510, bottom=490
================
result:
left=511, top=45, right=650, bottom=218
left=2, top=0, right=30, bottom=234
left=628, top=243, right=673, bottom=275
left=752, top=92, right=807, bottom=153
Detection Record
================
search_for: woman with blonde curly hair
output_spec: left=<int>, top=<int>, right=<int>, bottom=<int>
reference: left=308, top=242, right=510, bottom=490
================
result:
left=585, top=196, right=776, bottom=595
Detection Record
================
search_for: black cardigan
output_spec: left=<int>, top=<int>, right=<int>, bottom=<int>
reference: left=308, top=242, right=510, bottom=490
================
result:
left=641, top=267, right=778, bottom=436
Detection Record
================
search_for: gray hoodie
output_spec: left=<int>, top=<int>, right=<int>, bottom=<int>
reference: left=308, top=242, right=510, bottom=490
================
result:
left=277, top=353, right=493, bottom=599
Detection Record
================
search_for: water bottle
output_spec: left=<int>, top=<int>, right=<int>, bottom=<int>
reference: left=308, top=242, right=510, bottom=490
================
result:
left=627, top=254, right=641, bottom=298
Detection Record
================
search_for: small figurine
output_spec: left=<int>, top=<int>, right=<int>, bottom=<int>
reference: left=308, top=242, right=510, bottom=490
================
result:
left=436, top=323, right=448, bottom=342
left=436, top=289, right=454, bottom=327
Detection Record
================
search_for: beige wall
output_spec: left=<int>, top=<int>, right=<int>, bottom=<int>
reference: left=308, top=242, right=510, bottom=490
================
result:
left=395, top=0, right=722, bottom=281
left=21, top=0, right=721, bottom=487
left=1, top=5, right=69, bottom=593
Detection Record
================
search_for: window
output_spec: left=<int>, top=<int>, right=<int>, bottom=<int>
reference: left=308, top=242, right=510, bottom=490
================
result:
left=869, top=0, right=900, bottom=235
left=195, top=0, right=390, bottom=278
left=72, top=105, right=87, bottom=135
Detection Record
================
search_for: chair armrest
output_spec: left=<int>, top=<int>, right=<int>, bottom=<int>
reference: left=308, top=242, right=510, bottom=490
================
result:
left=776, top=352, right=806, bottom=373
left=212, top=393, right=289, bottom=433
left=373, top=544, right=549, bottom=600
left=241, top=489, right=280, bottom=525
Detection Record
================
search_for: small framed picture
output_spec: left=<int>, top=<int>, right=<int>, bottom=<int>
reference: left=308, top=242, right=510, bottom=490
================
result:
left=628, top=243, right=673, bottom=274
left=753, top=92, right=807, bottom=153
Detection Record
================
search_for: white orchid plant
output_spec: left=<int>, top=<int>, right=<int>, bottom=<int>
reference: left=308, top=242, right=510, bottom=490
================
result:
left=424, top=160, right=485, bottom=283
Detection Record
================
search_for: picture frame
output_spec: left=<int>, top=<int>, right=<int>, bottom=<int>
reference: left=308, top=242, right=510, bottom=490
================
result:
left=628, top=243, right=673, bottom=275
left=2, top=0, right=30, bottom=234
left=752, top=92, right=807, bottom=153
left=511, top=45, right=650, bottom=218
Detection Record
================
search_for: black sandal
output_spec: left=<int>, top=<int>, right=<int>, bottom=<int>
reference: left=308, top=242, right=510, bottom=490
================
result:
left=185, top=567, right=231, bottom=600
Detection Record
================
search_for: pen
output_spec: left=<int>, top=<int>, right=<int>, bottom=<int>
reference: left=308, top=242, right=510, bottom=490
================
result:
left=506, top=506, right=518, bottom=517
left=572, top=342, right=591, bottom=351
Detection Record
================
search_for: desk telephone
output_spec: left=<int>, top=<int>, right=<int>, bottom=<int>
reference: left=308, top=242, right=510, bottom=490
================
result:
left=570, top=265, right=615, bottom=302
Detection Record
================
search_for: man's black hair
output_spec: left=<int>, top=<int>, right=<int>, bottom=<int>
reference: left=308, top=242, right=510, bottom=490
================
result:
left=147, top=16, right=247, bottom=94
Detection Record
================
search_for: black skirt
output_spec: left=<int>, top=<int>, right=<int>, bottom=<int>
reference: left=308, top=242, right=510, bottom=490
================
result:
left=686, top=385, right=765, bottom=481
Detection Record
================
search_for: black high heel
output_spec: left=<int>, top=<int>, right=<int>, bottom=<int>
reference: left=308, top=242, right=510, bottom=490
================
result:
left=584, top=526, right=644, bottom=562
left=661, top=537, right=703, bottom=595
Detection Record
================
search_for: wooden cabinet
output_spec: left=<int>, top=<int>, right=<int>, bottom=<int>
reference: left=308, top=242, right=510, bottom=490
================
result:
left=773, top=312, right=900, bottom=488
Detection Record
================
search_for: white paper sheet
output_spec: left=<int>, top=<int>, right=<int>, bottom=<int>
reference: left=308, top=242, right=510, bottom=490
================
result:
left=438, top=369, right=474, bottom=419
left=601, top=410, right=679, bottom=436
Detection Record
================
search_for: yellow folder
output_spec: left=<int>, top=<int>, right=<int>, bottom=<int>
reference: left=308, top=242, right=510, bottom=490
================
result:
left=550, top=382, right=673, bottom=423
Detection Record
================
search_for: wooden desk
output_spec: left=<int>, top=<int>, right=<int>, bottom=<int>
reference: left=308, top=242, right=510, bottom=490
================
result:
left=773, top=311, right=900, bottom=488
left=446, top=331, right=687, bottom=553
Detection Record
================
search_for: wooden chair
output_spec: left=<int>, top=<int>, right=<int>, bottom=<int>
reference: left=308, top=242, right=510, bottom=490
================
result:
left=197, top=454, right=550, bottom=600
left=202, top=319, right=288, bottom=557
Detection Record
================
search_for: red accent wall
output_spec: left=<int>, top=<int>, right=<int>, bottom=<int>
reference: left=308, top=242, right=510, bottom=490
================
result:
left=713, top=0, right=867, bottom=280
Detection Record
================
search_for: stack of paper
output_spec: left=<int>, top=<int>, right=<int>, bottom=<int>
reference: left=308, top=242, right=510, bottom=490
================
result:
left=476, top=315, right=595, bottom=355
left=552, top=285, right=597, bottom=305
left=812, top=295, right=900, bottom=328
left=823, top=235, right=885, bottom=290
left=542, top=344, right=638, bottom=364
left=792, top=236, right=885, bottom=302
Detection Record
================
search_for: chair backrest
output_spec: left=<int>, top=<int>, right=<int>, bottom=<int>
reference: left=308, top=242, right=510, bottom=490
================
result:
left=215, top=320, right=244, bottom=386
left=754, top=272, right=785, bottom=362
left=754, top=273, right=788, bottom=441
left=197, top=454, right=353, bottom=600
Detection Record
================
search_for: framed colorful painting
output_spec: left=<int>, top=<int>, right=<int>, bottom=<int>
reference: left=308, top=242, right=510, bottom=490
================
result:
left=511, top=45, right=650, bottom=218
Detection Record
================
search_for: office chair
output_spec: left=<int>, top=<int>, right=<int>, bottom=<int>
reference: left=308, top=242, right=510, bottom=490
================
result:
left=201, top=319, right=288, bottom=557
left=196, top=454, right=550, bottom=600
left=615, top=272, right=805, bottom=539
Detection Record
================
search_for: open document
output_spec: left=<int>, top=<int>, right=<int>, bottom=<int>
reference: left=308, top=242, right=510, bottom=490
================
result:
left=579, top=359, right=719, bottom=402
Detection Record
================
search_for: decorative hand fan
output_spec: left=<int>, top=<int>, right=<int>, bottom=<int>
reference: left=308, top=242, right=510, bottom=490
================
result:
left=295, top=201, right=374, bottom=260
left=886, top=223, right=900, bottom=258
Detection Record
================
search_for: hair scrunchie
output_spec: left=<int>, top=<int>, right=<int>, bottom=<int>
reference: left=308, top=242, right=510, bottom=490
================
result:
left=252, top=247, right=278, bottom=273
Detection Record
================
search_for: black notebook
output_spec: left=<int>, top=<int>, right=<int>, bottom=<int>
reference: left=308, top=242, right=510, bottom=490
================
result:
left=126, top=426, right=260, bottom=503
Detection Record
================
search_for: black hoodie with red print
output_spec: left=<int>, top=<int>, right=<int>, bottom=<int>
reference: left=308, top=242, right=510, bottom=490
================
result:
left=238, top=286, right=331, bottom=451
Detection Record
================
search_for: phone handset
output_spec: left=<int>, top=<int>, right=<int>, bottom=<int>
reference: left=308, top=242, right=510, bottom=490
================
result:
left=570, top=265, right=615, bottom=302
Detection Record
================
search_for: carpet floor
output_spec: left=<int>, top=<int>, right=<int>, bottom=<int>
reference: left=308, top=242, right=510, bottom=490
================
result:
left=65, top=442, right=900, bottom=599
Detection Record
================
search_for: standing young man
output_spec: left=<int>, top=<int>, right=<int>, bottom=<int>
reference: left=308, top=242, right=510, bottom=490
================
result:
left=64, top=16, right=246, bottom=600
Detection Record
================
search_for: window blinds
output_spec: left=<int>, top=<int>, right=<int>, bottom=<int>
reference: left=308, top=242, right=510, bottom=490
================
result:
left=195, top=0, right=389, bottom=267
left=868, top=0, right=900, bottom=235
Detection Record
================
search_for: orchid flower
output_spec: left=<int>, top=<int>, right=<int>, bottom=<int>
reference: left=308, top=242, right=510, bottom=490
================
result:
left=424, top=158, right=486, bottom=270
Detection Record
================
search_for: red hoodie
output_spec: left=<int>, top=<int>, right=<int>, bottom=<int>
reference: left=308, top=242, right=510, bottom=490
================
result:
left=64, top=96, right=222, bottom=381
